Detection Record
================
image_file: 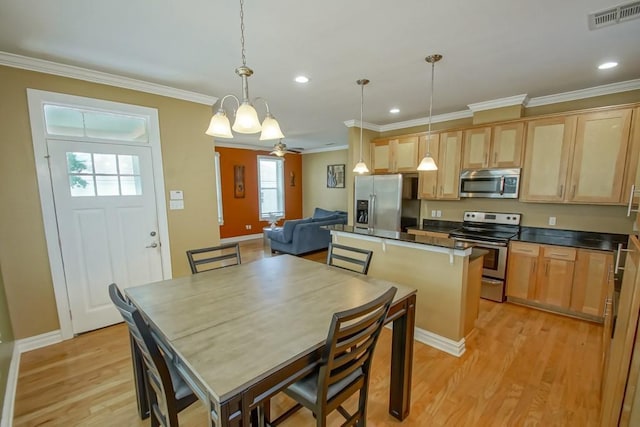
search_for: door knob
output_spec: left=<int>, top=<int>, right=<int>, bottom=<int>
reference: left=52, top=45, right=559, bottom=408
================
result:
left=146, top=243, right=158, bottom=248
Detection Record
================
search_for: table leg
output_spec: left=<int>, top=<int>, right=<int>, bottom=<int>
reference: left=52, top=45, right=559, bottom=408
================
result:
left=130, top=332, right=150, bottom=419
left=389, top=294, right=415, bottom=420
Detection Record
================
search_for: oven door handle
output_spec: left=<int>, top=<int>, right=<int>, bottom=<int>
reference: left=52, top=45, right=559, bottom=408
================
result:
left=499, top=176, right=505, bottom=195
left=451, top=237, right=507, bottom=247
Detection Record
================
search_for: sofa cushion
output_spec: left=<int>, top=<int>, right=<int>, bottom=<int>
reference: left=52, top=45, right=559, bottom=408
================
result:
left=312, top=208, right=337, bottom=220
left=273, top=218, right=312, bottom=243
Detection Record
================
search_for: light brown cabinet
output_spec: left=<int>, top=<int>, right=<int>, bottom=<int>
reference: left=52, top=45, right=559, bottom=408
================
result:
left=505, top=242, right=539, bottom=300
left=371, top=135, right=419, bottom=173
left=507, top=242, right=612, bottom=317
left=601, top=235, right=640, bottom=426
left=520, top=116, right=576, bottom=202
left=571, top=249, right=613, bottom=316
left=534, top=246, right=576, bottom=308
left=462, top=123, right=524, bottom=169
left=418, top=131, right=463, bottom=200
left=521, top=109, right=633, bottom=204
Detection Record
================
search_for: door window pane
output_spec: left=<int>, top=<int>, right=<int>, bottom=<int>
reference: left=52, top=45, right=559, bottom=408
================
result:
left=94, top=154, right=118, bottom=174
left=65, top=151, right=142, bottom=197
left=69, top=175, right=95, bottom=197
left=257, top=156, right=284, bottom=220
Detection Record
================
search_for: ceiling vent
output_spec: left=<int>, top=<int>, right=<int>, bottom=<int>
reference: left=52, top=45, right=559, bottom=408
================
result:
left=589, top=1, right=640, bottom=29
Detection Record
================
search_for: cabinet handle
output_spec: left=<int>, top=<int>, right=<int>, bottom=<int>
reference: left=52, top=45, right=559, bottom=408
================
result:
left=615, top=242, right=632, bottom=274
left=627, top=184, right=640, bottom=217
left=484, top=152, right=489, bottom=167
left=433, top=185, right=436, bottom=196
left=571, top=185, right=576, bottom=199
left=558, top=185, right=564, bottom=198
left=494, top=152, right=498, bottom=165
left=531, top=260, right=537, bottom=274
left=440, top=186, right=443, bottom=196
left=545, top=261, right=549, bottom=276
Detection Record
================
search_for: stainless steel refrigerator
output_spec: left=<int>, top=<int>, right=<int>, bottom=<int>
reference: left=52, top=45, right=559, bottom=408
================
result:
left=355, top=174, right=418, bottom=231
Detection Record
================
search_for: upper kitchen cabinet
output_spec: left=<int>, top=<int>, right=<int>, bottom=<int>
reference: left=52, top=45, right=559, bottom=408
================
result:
left=462, top=127, right=492, bottom=169
left=520, top=116, right=577, bottom=202
left=623, top=107, right=640, bottom=228
left=521, top=108, right=633, bottom=204
left=568, top=109, right=632, bottom=204
left=462, top=123, right=524, bottom=169
left=418, top=131, right=463, bottom=200
left=371, top=135, right=419, bottom=173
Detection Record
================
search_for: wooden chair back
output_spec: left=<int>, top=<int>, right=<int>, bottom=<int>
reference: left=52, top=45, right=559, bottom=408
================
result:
left=326, top=242, right=373, bottom=274
left=186, top=243, right=241, bottom=274
left=317, top=286, right=396, bottom=424
left=109, top=284, right=183, bottom=426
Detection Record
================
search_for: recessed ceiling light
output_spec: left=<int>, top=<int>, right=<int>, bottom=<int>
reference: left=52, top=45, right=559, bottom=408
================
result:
left=389, top=108, right=400, bottom=114
left=294, top=76, right=309, bottom=83
left=598, top=61, right=618, bottom=70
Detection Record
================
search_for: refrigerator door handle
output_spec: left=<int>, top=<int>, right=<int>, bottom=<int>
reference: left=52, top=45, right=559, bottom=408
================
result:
left=369, top=194, right=376, bottom=229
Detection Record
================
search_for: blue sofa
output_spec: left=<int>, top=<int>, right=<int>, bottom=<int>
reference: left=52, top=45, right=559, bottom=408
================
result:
left=265, top=208, right=348, bottom=255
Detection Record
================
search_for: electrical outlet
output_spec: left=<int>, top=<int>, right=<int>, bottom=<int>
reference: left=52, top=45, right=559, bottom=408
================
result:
left=436, top=210, right=442, bottom=218
left=431, top=210, right=437, bottom=217
left=548, top=216, right=556, bottom=226
left=247, top=225, right=252, bottom=230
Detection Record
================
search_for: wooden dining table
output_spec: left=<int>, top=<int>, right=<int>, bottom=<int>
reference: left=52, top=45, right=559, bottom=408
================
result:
left=125, top=254, right=417, bottom=427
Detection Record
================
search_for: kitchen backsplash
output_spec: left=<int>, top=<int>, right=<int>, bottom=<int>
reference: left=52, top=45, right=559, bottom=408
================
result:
left=421, top=198, right=633, bottom=234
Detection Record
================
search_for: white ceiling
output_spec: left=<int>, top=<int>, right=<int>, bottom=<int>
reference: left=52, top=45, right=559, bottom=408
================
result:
left=1, top=0, right=639, bottom=151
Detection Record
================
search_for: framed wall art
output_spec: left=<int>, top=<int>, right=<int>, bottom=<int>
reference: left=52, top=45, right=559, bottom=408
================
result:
left=327, top=164, right=345, bottom=188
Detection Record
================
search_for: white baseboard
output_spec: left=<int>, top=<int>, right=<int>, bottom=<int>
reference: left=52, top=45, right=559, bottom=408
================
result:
left=16, top=330, right=62, bottom=354
left=220, top=233, right=263, bottom=244
left=414, top=327, right=466, bottom=357
left=1, top=344, right=20, bottom=427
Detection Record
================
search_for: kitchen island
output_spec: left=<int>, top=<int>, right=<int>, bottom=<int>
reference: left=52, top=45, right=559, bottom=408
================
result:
left=326, top=224, right=484, bottom=356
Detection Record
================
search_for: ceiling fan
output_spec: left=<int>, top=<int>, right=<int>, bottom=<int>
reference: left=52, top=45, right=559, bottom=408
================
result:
left=270, top=140, right=303, bottom=157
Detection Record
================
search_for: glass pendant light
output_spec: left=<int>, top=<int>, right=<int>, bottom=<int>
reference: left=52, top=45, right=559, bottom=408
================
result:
left=417, top=54, right=442, bottom=171
left=353, top=79, right=370, bottom=174
left=205, top=0, right=284, bottom=141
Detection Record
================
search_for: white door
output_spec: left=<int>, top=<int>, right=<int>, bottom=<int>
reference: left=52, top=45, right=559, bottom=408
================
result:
left=48, top=139, right=163, bottom=334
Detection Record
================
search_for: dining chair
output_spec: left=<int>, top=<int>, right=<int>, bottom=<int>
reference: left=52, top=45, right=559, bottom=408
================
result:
left=108, top=284, right=197, bottom=427
left=326, top=242, right=373, bottom=275
left=186, top=243, right=241, bottom=274
left=271, top=286, right=397, bottom=427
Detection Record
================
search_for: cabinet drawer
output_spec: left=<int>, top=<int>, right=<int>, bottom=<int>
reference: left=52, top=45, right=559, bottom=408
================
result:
left=542, top=246, right=576, bottom=261
left=510, top=242, right=539, bottom=256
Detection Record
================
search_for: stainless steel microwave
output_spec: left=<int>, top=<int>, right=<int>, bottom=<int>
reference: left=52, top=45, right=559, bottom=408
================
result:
left=459, top=168, right=520, bottom=199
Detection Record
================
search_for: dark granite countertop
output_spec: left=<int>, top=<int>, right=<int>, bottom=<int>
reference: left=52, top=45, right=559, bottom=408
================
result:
left=406, top=219, right=462, bottom=234
left=514, top=226, right=628, bottom=252
left=325, top=224, right=473, bottom=252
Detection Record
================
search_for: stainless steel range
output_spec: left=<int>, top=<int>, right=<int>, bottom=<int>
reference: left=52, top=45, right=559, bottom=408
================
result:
left=449, top=211, right=521, bottom=302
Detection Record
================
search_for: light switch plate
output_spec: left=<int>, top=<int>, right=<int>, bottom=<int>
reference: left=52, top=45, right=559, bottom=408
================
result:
left=170, top=190, right=184, bottom=200
left=170, top=200, right=184, bottom=210
left=548, top=216, right=556, bottom=226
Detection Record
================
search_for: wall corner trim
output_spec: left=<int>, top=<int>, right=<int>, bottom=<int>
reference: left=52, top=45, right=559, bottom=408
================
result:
left=414, top=327, right=466, bottom=357
left=0, top=51, right=218, bottom=106
left=1, top=345, right=20, bottom=427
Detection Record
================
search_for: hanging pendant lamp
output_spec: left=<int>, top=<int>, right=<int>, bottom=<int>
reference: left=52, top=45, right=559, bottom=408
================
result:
left=417, top=54, right=442, bottom=171
left=353, top=79, right=370, bottom=174
left=205, top=0, right=284, bottom=141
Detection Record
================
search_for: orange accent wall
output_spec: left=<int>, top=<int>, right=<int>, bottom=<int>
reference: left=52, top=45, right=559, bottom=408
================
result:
left=216, top=147, right=302, bottom=238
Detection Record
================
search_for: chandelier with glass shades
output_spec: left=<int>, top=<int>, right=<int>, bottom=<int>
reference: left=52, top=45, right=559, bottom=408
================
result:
left=205, top=0, right=284, bottom=141
left=417, top=54, right=443, bottom=171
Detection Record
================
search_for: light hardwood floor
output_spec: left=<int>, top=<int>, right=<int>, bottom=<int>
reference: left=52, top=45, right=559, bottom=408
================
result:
left=13, top=239, right=603, bottom=426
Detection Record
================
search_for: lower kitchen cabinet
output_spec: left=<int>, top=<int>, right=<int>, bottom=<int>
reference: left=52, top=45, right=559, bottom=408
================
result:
left=506, top=241, right=611, bottom=319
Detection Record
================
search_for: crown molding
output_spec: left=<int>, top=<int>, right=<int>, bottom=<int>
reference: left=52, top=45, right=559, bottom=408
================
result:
left=379, top=110, right=473, bottom=132
left=0, top=51, right=218, bottom=105
left=467, top=94, right=529, bottom=112
left=526, top=78, right=640, bottom=107
left=303, top=145, right=348, bottom=154
left=343, top=120, right=380, bottom=131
